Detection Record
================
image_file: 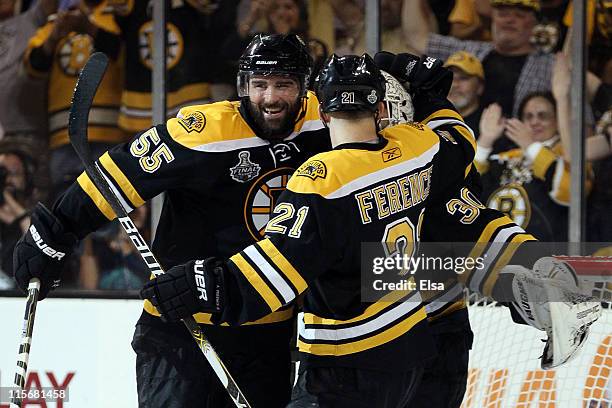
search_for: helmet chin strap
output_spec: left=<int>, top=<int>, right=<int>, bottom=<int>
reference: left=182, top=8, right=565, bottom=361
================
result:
left=374, top=109, right=382, bottom=133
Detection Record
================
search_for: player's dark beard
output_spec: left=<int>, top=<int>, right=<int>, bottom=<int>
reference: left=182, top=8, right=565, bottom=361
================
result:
left=248, top=99, right=302, bottom=140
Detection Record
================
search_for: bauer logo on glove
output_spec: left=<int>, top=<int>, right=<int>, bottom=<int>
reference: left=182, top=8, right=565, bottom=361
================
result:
left=13, top=203, right=77, bottom=300
left=140, top=258, right=225, bottom=323
left=28, top=224, right=67, bottom=260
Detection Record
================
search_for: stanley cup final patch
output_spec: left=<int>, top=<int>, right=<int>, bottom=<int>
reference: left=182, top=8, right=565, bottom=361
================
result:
left=230, top=151, right=261, bottom=183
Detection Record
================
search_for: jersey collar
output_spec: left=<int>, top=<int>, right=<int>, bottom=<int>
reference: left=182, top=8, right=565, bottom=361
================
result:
left=333, top=135, right=388, bottom=151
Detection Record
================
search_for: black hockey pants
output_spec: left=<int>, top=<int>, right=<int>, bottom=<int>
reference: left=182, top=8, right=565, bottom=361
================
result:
left=407, top=328, right=474, bottom=408
left=131, top=315, right=293, bottom=408
left=288, top=365, right=424, bottom=408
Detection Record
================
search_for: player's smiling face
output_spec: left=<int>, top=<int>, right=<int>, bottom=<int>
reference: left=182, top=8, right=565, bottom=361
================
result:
left=248, top=75, right=302, bottom=139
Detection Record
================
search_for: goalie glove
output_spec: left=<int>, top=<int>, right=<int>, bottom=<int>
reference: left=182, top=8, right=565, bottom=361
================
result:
left=140, top=258, right=225, bottom=323
left=506, top=265, right=601, bottom=370
left=373, top=51, right=453, bottom=98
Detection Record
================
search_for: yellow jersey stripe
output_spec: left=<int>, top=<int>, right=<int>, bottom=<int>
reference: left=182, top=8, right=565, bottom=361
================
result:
left=422, top=109, right=464, bottom=124
left=49, top=127, right=127, bottom=149
left=475, top=216, right=515, bottom=245
left=122, top=83, right=211, bottom=110
left=464, top=162, right=473, bottom=179
left=99, top=152, right=145, bottom=208
left=482, top=234, right=537, bottom=296
left=257, top=239, right=308, bottom=294
left=119, top=115, right=155, bottom=133
left=143, top=299, right=294, bottom=324
left=297, top=307, right=427, bottom=356
left=230, top=253, right=283, bottom=311
left=532, top=147, right=557, bottom=180
left=461, top=216, right=516, bottom=287
left=77, top=172, right=116, bottom=220
left=302, top=288, right=412, bottom=325
left=452, top=124, right=477, bottom=152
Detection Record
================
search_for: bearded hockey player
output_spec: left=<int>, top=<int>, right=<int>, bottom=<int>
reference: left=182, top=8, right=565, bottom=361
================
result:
left=13, top=34, right=330, bottom=408
left=138, top=53, right=491, bottom=407
left=141, top=53, right=600, bottom=407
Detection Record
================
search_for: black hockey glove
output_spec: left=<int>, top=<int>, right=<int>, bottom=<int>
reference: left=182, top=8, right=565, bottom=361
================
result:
left=374, top=51, right=453, bottom=98
left=13, top=203, right=78, bottom=300
left=140, top=258, right=225, bottom=323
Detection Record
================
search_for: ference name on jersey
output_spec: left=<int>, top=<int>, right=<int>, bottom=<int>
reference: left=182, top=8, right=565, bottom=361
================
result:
left=355, top=165, right=433, bottom=224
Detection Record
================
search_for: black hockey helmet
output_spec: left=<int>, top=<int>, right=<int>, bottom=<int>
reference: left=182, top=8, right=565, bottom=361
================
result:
left=315, top=54, right=385, bottom=113
left=237, top=34, right=313, bottom=98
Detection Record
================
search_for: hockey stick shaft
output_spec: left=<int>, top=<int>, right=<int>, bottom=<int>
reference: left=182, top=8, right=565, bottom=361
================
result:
left=9, top=278, right=41, bottom=408
left=69, top=53, right=250, bottom=408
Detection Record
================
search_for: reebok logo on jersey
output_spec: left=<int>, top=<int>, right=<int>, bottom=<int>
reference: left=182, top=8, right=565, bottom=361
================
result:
left=382, top=147, right=401, bottom=162
left=29, top=225, right=66, bottom=260
left=256, top=60, right=278, bottom=65
left=193, top=260, right=208, bottom=301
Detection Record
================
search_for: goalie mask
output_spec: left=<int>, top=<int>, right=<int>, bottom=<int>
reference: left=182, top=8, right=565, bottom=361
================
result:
left=379, top=70, right=414, bottom=129
left=237, top=34, right=313, bottom=98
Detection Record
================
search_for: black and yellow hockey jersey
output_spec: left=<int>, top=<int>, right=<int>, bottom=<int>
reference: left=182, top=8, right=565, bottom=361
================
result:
left=412, top=98, right=537, bottom=330
left=411, top=98, right=479, bottom=329
left=54, top=92, right=330, bottom=325
left=110, top=0, right=238, bottom=132
left=477, top=137, right=592, bottom=241
left=420, top=185, right=538, bottom=322
left=207, top=110, right=485, bottom=371
left=24, top=1, right=126, bottom=149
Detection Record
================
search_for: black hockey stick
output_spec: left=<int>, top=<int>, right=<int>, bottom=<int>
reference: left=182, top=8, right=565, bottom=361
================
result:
left=10, top=278, right=40, bottom=408
left=68, top=52, right=251, bottom=408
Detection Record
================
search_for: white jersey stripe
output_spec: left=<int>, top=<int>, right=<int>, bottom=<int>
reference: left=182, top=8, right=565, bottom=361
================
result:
left=324, top=143, right=439, bottom=199
left=243, top=245, right=296, bottom=304
left=469, top=226, right=525, bottom=291
left=298, top=292, right=422, bottom=342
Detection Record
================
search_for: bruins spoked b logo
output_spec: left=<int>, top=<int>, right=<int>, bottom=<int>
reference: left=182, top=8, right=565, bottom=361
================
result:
left=58, top=35, right=93, bottom=76
left=487, top=184, right=531, bottom=228
left=244, top=167, right=294, bottom=240
left=138, top=21, right=183, bottom=70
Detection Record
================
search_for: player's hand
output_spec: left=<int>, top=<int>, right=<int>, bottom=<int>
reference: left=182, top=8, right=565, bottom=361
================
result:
left=13, top=203, right=77, bottom=300
left=140, top=258, right=225, bottom=322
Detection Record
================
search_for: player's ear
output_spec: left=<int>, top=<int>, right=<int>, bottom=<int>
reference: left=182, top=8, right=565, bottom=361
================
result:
left=318, top=105, right=330, bottom=125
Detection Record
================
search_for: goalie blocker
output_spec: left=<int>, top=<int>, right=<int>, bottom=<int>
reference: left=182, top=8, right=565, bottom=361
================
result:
left=499, top=257, right=603, bottom=370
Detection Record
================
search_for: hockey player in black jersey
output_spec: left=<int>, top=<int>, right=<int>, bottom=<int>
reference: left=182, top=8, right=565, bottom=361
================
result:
left=139, top=54, right=601, bottom=407
left=137, top=54, right=489, bottom=407
left=13, top=34, right=330, bottom=408
left=375, top=52, right=602, bottom=408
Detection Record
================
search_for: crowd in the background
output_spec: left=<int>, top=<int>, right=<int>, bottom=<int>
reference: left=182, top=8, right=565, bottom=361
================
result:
left=0, top=0, right=610, bottom=291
